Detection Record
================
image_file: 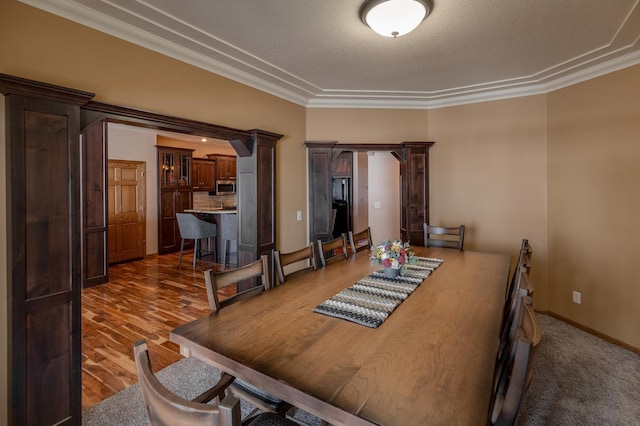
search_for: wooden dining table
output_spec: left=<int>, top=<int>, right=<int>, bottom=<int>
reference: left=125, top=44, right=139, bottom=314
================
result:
left=170, top=247, right=510, bottom=426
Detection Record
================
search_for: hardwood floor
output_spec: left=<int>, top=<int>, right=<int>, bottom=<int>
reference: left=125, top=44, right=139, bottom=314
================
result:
left=81, top=250, right=233, bottom=409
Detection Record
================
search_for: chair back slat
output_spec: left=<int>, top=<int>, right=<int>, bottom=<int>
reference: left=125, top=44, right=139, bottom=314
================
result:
left=317, top=235, right=348, bottom=267
left=274, top=245, right=316, bottom=284
left=423, top=223, right=465, bottom=251
left=348, top=227, right=373, bottom=255
left=204, top=255, right=270, bottom=312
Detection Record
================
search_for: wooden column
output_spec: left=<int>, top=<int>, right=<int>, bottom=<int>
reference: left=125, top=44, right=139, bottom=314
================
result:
left=235, top=129, right=281, bottom=289
left=1, top=73, right=94, bottom=425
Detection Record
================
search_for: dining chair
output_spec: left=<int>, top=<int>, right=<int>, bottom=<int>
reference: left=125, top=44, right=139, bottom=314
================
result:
left=203, top=255, right=271, bottom=313
left=498, top=267, right=533, bottom=360
left=521, top=296, right=541, bottom=389
left=316, top=234, right=348, bottom=267
left=134, top=340, right=295, bottom=426
left=490, top=336, right=533, bottom=426
left=519, top=239, right=533, bottom=273
left=203, top=256, right=293, bottom=416
left=423, top=223, right=465, bottom=250
left=347, top=227, right=373, bottom=256
left=176, top=213, right=217, bottom=268
left=274, top=244, right=317, bottom=285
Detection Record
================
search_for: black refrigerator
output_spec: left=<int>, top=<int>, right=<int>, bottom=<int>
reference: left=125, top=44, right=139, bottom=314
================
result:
left=332, top=178, right=351, bottom=238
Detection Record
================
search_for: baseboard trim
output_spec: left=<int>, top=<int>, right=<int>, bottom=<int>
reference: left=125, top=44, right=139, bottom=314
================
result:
left=543, top=311, right=640, bottom=356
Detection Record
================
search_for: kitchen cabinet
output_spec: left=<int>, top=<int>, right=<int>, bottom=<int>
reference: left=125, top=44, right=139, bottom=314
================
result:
left=208, top=154, right=237, bottom=180
left=192, top=158, right=216, bottom=191
left=157, top=146, right=194, bottom=253
left=331, top=151, right=352, bottom=177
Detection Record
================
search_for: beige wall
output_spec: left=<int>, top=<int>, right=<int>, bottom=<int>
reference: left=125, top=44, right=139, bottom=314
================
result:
left=0, top=0, right=308, bottom=254
left=428, top=96, right=550, bottom=309
left=547, top=65, right=640, bottom=348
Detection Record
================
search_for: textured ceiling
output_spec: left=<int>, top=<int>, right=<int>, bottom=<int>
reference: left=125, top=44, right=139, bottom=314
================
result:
left=22, top=0, right=640, bottom=108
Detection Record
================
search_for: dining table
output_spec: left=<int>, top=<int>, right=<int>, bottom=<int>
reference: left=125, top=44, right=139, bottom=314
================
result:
left=170, top=246, right=511, bottom=426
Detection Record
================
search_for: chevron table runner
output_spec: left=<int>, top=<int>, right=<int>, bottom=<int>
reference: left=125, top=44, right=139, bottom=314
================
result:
left=313, top=257, right=444, bottom=328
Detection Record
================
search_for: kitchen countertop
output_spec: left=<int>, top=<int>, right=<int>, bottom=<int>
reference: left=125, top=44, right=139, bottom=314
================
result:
left=184, top=208, right=237, bottom=214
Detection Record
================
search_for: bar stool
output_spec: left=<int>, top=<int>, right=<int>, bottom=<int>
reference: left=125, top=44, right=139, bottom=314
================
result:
left=220, top=214, right=238, bottom=268
left=176, top=213, right=217, bottom=268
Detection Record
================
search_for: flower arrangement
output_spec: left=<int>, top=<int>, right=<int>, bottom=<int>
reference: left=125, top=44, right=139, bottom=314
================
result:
left=370, top=239, right=414, bottom=270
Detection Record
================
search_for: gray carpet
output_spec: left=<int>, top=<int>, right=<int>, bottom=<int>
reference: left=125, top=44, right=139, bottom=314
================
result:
left=83, top=315, right=640, bottom=425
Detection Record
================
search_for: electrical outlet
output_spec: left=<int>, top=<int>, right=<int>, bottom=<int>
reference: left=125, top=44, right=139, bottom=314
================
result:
left=296, top=211, right=302, bottom=221
left=572, top=291, right=581, bottom=304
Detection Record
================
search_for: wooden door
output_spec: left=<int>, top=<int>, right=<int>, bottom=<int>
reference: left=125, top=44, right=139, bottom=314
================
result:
left=108, top=160, right=146, bottom=264
left=1, top=74, right=94, bottom=425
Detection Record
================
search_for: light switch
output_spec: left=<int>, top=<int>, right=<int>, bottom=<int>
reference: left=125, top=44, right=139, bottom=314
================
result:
left=374, top=202, right=381, bottom=209
left=296, top=211, right=302, bottom=221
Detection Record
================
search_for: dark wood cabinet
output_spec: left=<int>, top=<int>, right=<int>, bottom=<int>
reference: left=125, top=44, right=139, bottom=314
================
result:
left=400, top=143, right=433, bottom=246
left=307, top=143, right=336, bottom=243
left=209, top=154, right=236, bottom=180
left=1, top=74, right=94, bottom=426
left=157, top=146, right=194, bottom=254
left=192, top=158, right=216, bottom=191
left=332, top=151, right=352, bottom=177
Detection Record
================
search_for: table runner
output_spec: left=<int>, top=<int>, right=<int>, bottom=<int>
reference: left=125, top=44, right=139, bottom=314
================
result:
left=313, top=257, right=444, bottom=328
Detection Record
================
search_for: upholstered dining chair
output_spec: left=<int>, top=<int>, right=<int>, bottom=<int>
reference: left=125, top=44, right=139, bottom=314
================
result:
left=423, top=223, right=465, bottom=250
left=347, top=227, right=373, bottom=256
left=134, top=339, right=295, bottom=426
left=316, top=235, right=348, bottom=267
left=203, top=256, right=293, bottom=416
left=274, top=244, right=317, bottom=285
left=176, top=213, right=217, bottom=268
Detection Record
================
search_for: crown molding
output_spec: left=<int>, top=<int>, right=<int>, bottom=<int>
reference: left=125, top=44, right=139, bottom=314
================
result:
left=21, top=0, right=640, bottom=110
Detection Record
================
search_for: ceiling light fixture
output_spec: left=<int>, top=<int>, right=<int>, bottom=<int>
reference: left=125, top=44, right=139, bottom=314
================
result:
left=360, top=0, right=433, bottom=38
left=201, top=138, right=207, bottom=142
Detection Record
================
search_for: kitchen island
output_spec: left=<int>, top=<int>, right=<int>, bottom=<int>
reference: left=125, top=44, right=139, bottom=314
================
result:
left=184, top=209, right=237, bottom=267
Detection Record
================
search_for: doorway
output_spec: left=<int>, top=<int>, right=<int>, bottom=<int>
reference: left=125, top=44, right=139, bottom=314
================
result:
left=107, top=160, right=146, bottom=264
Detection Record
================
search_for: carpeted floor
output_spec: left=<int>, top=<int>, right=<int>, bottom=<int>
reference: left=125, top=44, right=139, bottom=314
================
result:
left=83, top=314, right=640, bottom=425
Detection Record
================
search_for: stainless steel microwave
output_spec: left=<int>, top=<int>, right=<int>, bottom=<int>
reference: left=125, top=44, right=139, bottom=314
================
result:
left=216, top=180, right=236, bottom=195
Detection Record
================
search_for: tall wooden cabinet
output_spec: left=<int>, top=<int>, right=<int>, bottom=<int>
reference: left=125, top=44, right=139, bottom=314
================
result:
left=157, top=146, right=194, bottom=254
left=1, top=74, right=94, bottom=425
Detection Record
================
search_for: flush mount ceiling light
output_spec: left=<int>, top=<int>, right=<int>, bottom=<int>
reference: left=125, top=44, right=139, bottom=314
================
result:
left=360, top=0, right=433, bottom=38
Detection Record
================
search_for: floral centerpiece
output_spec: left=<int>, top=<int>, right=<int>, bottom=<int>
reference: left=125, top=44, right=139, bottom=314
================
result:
left=370, top=239, right=414, bottom=277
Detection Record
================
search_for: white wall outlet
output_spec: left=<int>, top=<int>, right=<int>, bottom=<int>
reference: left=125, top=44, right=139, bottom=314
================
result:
left=572, top=291, right=581, bottom=304
left=296, top=211, right=302, bottom=221
left=374, top=202, right=381, bottom=209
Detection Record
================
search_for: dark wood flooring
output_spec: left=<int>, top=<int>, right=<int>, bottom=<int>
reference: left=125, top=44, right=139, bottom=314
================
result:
left=81, top=250, right=232, bottom=409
